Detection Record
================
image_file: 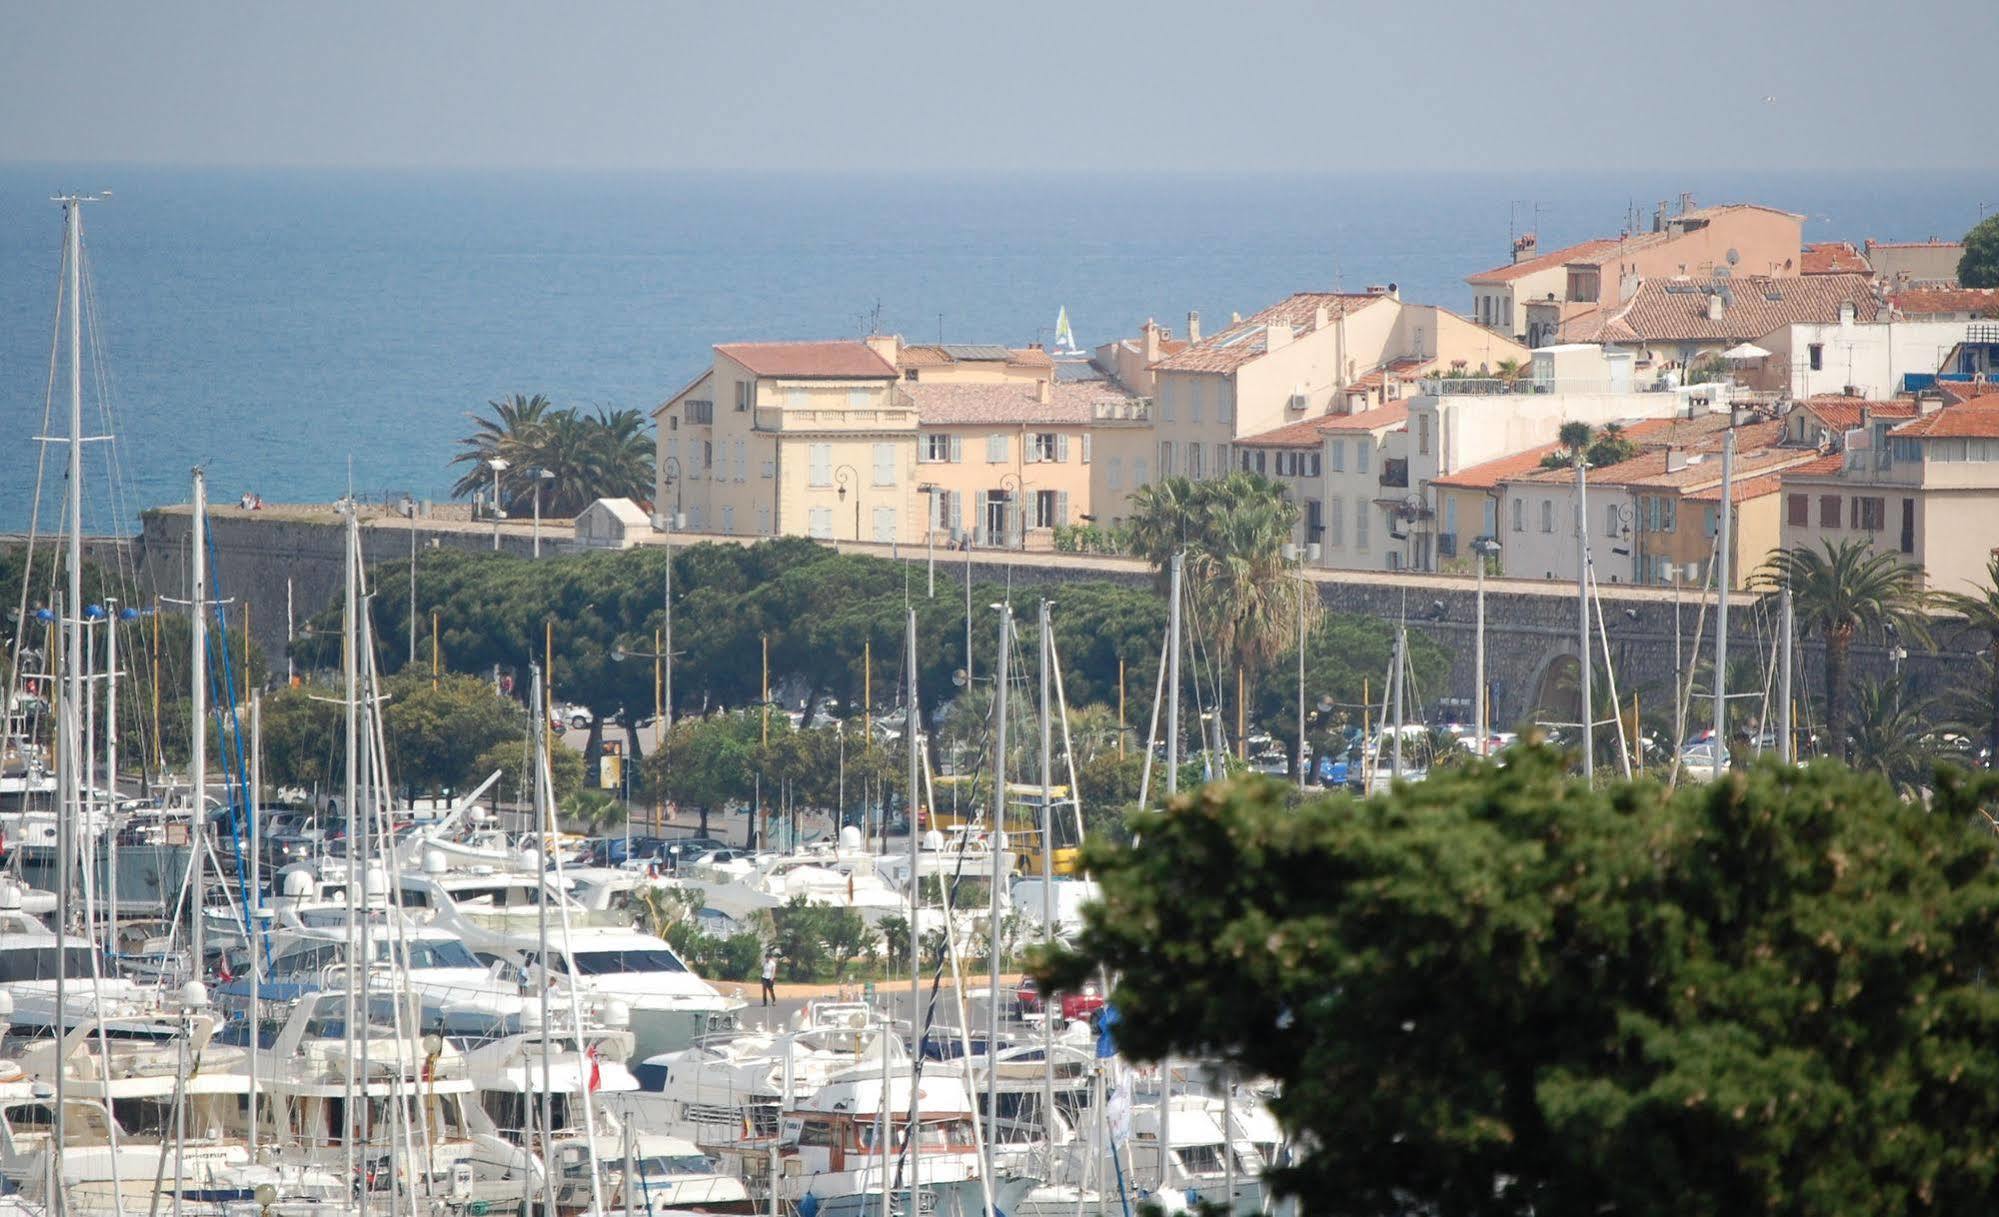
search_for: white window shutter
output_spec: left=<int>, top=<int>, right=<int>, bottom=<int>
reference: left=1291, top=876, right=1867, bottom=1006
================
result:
left=1057, top=434, right=1070, bottom=462
left=950, top=435, right=963, bottom=463
left=1056, top=491, right=1070, bottom=526
left=1082, top=433, right=1092, bottom=464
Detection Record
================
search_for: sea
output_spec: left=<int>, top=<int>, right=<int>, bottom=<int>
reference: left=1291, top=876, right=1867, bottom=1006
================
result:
left=2, top=165, right=1996, bottom=533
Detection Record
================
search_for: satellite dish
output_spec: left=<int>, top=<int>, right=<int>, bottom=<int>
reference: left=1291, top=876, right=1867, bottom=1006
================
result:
left=952, top=669, right=968, bottom=687
left=1726, top=248, right=1740, bottom=266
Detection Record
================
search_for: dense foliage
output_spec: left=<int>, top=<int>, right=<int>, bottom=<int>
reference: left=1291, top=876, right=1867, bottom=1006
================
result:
left=1960, top=214, right=1999, bottom=290
left=1042, top=752, right=1999, bottom=1216
left=449, top=392, right=654, bottom=517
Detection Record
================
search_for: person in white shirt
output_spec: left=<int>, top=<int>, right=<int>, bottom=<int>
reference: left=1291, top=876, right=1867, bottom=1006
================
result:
left=761, top=952, right=778, bottom=1006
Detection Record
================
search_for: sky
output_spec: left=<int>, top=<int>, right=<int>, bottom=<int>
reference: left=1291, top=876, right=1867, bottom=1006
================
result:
left=2, top=0, right=1995, bottom=173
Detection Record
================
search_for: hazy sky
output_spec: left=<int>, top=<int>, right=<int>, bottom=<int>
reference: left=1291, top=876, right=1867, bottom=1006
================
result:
left=3, top=0, right=1994, bottom=172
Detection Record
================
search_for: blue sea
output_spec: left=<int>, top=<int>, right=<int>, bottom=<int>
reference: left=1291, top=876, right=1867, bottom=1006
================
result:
left=2, top=166, right=1995, bottom=532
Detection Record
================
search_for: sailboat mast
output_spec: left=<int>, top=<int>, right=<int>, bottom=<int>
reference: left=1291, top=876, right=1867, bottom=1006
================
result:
left=341, top=498, right=359, bottom=1183
left=248, top=691, right=262, bottom=1161
left=904, top=606, right=922, bottom=1194
left=1037, top=600, right=1056, bottom=1176
left=106, top=599, right=120, bottom=933
left=190, top=469, right=209, bottom=970
left=986, top=603, right=1010, bottom=1195
left=1575, top=459, right=1593, bottom=782
left=1713, top=430, right=1735, bottom=772
left=1778, top=584, right=1794, bottom=764
left=1165, top=553, right=1182, bottom=795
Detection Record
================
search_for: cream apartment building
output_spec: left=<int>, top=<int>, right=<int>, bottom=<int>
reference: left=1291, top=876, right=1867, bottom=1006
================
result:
left=653, top=340, right=922, bottom=543
left=1778, top=396, right=1999, bottom=595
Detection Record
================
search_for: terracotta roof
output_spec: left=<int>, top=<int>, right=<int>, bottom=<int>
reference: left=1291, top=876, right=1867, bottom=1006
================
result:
left=1347, top=356, right=1436, bottom=392
left=898, top=344, right=1054, bottom=370
left=1153, top=293, right=1387, bottom=374
left=1561, top=274, right=1881, bottom=345
left=1467, top=239, right=1622, bottom=285
left=1801, top=241, right=1871, bottom=275
left=1889, top=402, right=1999, bottom=439
left=1685, top=471, right=1787, bottom=503
left=1622, top=445, right=1812, bottom=490
left=906, top=379, right=1134, bottom=426
left=1783, top=453, right=1848, bottom=478
left=1892, top=287, right=1999, bottom=318
left=1431, top=441, right=1567, bottom=490
left=1940, top=382, right=1992, bottom=405
left=1236, top=416, right=1335, bottom=449
left=1503, top=421, right=1791, bottom=488
left=716, top=341, right=897, bottom=379
left=1794, top=396, right=1919, bottom=432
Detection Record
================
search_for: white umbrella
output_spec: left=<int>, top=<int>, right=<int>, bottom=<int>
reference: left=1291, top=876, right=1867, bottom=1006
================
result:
left=1722, top=342, right=1771, bottom=360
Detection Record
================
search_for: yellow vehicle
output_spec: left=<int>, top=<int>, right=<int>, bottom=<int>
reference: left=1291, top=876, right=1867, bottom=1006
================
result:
left=927, top=778, right=1083, bottom=876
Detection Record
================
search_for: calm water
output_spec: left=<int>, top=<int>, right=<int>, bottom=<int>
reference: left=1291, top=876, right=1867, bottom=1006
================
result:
left=2, top=166, right=1994, bottom=532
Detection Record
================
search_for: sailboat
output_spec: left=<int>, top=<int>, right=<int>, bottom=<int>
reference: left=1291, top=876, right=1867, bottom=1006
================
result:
left=1049, top=307, right=1087, bottom=364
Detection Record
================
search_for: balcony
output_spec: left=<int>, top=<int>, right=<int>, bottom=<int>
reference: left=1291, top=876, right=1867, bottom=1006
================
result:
left=1092, top=398, right=1153, bottom=423
left=685, top=400, right=715, bottom=426
left=1379, top=458, right=1409, bottom=489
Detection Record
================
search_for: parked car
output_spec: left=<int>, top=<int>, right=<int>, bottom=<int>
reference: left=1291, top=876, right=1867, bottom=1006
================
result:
left=1013, top=976, right=1104, bottom=1023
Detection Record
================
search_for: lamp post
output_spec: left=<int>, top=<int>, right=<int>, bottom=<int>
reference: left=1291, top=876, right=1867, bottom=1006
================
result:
left=661, top=456, right=683, bottom=523
left=1470, top=536, right=1502, bottom=756
left=834, top=465, right=859, bottom=540
left=531, top=467, right=555, bottom=558
left=998, top=473, right=1025, bottom=551
left=917, top=483, right=941, bottom=596
left=486, top=457, right=510, bottom=550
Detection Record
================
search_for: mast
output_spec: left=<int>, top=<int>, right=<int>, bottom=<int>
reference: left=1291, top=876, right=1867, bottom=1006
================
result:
left=190, top=469, right=209, bottom=970
left=985, top=603, right=1010, bottom=1195
left=1165, top=553, right=1182, bottom=795
left=904, top=606, right=922, bottom=1198
left=341, top=497, right=360, bottom=1186
left=1778, top=583, right=1794, bottom=764
left=532, top=663, right=558, bottom=1217
left=1575, top=459, right=1593, bottom=782
left=1390, top=618, right=1405, bottom=780
left=106, top=599, right=120, bottom=933
left=1037, top=600, right=1056, bottom=1178
left=1712, top=430, right=1735, bottom=775
left=248, top=691, right=262, bottom=1160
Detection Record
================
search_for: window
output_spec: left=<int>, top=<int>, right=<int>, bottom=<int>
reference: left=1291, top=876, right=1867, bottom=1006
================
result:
left=872, top=507, right=896, bottom=542
left=1417, top=414, right=1432, bottom=456
left=1190, top=380, right=1203, bottom=423
left=1032, top=490, right=1069, bottom=529
left=1330, top=442, right=1345, bottom=473
left=756, top=505, right=771, bottom=535
left=1188, top=444, right=1203, bottom=479
left=1082, top=434, right=1092, bottom=463
left=1853, top=496, right=1884, bottom=532
left=1565, top=268, right=1600, bottom=303
left=1107, top=457, right=1124, bottom=490
left=760, top=458, right=774, bottom=479
left=721, top=505, right=735, bottom=534
left=1031, top=433, right=1062, bottom=463
left=873, top=443, right=895, bottom=486
left=1133, top=457, right=1149, bottom=486
left=1356, top=442, right=1371, bottom=475
left=1660, top=498, right=1676, bottom=533
left=1483, top=497, right=1496, bottom=537
left=1819, top=494, right=1841, bottom=528
left=786, top=386, right=809, bottom=408
left=1160, top=441, right=1175, bottom=476
left=686, top=400, right=714, bottom=425
left=809, top=444, right=832, bottom=487
left=1449, top=499, right=1461, bottom=535
left=1306, top=497, right=1323, bottom=538
left=732, top=440, right=746, bottom=482
left=848, top=387, right=871, bottom=408
left=1900, top=498, right=1915, bottom=554
left=986, top=434, right=1009, bottom=464
left=1355, top=497, right=1371, bottom=549
left=1327, top=496, right=1345, bottom=547
left=1512, top=497, right=1524, bottom=532
left=734, top=382, right=750, bottom=411
left=1703, top=505, right=1717, bottom=537
left=922, top=434, right=951, bottom=463
left=1808, top=343, right=1824, bottom=372
left=1787, top=493, right=1808, bottom=526
left=1160, top=379, right=1177, bottom=422
left=808, top=508, right=832, bottom=539
left=1219, top=382, right=1234, bottom=423
left=1307, top=452, right=1321, bottom=478
left=1539, top=499, right=1553, bottom=532
left=1254, top=451, right=1267, bottom=474
left=702, top=440, right=713, bottom=472
left=1215, top=444, right=1228, bottom=476
left=1604, top=503, right=1619, bottom=536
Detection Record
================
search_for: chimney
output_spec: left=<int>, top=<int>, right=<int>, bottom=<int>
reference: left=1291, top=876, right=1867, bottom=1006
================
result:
left=1142, top=319, right=1161, bottom=363
left=1666, top=447, right=1689, bottom=473
left=864, top=333, right=901, bottom=366
left=1187, top=310, right=1201, bottom=344
left=1313, top=304, right=1329, bottom=332
left=1705, top=291, right=1726, bottom=322
left=1265, top=322, right=1294, bottom=351
left=1038, top=377, right=1052, bottom=404
left=1653, top=201, right=1667, bottom=233
left=1513, top=233, right=1539, bottom=264
left=1679, top=192, right=1695, bottom=215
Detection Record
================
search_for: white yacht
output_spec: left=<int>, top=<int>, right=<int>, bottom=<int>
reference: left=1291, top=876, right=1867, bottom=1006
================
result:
left=516, top=926, right=743, bottom=1059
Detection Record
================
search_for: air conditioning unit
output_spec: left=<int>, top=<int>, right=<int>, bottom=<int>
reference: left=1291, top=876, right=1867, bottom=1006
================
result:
left=1289, top=392, right=1309, bottom=411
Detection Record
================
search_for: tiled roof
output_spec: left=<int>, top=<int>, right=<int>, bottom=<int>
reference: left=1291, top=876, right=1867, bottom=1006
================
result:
left=1502, top=421, right=1790, bottom=488
left=1940, top=382, right=1993, bottom=405
left=716, top=341, right=898, bottom=379
left=1236, top=416, right=1335, bottom=449
left=1795, top=396, right=1919, bottom=432
left=1561, top=274, right=1881, bottom=345
left=899, top=344, right=1054, bottom=370
left=1867, top=239, right=1963, bottom=252
left=1685, top=471, right=1787, bottom=503
left=1347, top=356, right=1436, bottom=392
left=1892, top=287, right=1999, bottom=318
left=1801, top=241, right=1871, bottom=274
left=1430, top=441, right=1568, bottom=490
left=1623, top=445, right=1813, bottom=490
left=1153, top=293, right=1387, bottom=374
left=1889, top=402, right=1999, bottom=439
left=1427, top=414, right=1731, bottom=490
left=1467, top=239, right=1622, bottom=285
left=906, top=379, right=1134, bottom=426
left=1782, top=453, right=1848, bottom=478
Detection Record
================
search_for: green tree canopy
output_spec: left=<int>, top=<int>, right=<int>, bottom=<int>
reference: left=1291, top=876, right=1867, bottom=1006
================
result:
left=379, top=671, right=526, bottom=796
left=1042, top=752, right=1999, bottom=1215
left=449, top=393, right=654, bottom=516
left=1960, top=213, right=1999, bottom=289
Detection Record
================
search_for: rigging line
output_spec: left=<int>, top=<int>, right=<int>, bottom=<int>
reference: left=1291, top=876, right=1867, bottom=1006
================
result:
left=79, top=244, right=152, bottom=611
left=1666, top=533, right=1722, bottom=790
left=4, top=224, right=70, bottom=741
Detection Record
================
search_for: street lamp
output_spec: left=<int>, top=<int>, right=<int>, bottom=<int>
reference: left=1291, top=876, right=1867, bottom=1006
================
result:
left=1470, top=536, right=1502, bottom=757
left=531, top=467, right=555, bottom=558
left=661, top=456, right=683, bottom=520
left=486, top=457, right=510, bottom=551
left=916, top=483, right=942, bottom=596
left=998, top=473, right=1026, bottom=551
left=834, top=465, right=860, bottom=540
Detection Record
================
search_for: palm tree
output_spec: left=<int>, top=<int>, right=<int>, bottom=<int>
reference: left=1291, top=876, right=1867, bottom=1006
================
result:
left=1123, top=475, right=1205, bottom=572
left=1935, top=554, right=1999, bottom=765
left=1846, top=679, right=1936, bottom=797
left=1756, top=540, right=1930, bottom=759
left=451, top=393, right=556, bottom=508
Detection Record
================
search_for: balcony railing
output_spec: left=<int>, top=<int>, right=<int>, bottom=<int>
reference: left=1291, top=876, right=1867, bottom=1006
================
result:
left=1091, top=398, right=1153, bottom=423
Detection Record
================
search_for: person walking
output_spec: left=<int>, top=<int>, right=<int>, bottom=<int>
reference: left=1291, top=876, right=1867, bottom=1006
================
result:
left=761, top=951, right=778, bottom=1006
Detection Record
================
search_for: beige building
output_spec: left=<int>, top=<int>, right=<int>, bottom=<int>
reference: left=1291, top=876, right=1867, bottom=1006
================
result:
left=653, top=340, right=921, bottom=543
left=904, top=377, right=1138, bottom=547
left=1090, top=318, right=1189, bottom=398
left=1866, top=238, right=1964, bottom=286
left=1779, top=396, right=1999, bottom=595
left=1477, top=201, right=1804, bottom=347
left=1560, top=273, right=1882, bottom=378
